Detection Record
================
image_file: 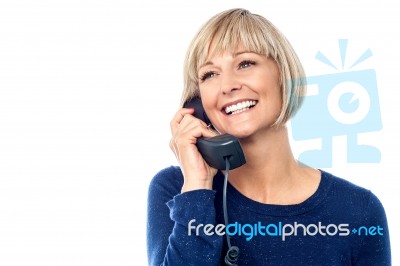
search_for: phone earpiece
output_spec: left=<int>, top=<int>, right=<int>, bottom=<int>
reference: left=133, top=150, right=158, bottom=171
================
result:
left=183, top=97, right=212, bottom=126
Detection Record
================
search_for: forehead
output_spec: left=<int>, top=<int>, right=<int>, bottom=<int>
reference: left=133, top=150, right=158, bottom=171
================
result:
left=207, top=41, right=247, bottom=58
left=197, top=40, right=263, bottom=71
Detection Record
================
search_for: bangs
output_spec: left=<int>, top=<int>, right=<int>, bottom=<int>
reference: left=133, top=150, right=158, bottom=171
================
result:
left=196, top=12, right=279, bottom=74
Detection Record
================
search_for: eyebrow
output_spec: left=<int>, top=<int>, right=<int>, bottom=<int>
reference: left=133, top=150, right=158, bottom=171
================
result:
left=198, top=50, right=254, bottom=70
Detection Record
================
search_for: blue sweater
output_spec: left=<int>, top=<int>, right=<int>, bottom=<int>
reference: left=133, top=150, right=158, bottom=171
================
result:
left=147, top=166, right=391, bottom=265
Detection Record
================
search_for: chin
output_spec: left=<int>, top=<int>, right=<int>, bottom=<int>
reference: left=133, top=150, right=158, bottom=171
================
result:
left=226, top=128, right=255, bottom=139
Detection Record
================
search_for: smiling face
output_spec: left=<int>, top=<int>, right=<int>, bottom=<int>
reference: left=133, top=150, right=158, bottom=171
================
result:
left=183, top=9, right=306, bottom=129
left=198, top=44, right=282, bottom=139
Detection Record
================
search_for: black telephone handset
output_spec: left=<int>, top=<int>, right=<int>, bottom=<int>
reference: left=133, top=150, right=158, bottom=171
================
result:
left=183, top=97, right=246, bottom=170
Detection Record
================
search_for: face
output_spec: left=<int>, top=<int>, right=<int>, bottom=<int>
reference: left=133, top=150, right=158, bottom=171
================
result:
left=197, top=44, right=282, bottom=139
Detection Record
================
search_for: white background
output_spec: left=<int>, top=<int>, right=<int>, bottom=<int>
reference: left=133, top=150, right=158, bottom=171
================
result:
left=0, top=0, right=398, bottom=265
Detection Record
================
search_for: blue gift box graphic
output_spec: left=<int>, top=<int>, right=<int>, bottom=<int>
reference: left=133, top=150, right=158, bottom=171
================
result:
left=290, top=40, right=382, bottom=168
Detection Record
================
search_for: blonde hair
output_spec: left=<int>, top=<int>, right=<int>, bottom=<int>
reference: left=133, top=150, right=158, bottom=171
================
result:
left=181, top=8, right=306, bottom=126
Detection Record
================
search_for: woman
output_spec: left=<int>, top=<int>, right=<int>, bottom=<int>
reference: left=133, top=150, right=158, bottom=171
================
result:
left=147, top=8, right=391, bottom=265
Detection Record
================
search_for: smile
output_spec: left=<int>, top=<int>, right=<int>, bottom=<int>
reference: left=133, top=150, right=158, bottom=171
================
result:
left=224, top=100, right=257, bottom=115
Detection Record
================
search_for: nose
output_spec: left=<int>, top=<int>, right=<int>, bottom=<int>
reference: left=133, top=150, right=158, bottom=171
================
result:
left=220, top=70, right=242, bottom=95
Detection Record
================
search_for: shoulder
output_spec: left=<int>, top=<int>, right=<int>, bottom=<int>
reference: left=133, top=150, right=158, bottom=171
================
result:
left=322, top=171, right=391, bottom=263
left=148, top=166, right=184, bottom=201
left=321, top=170, right=387, bottom=220
left=323, top=170, right=371, bottom=198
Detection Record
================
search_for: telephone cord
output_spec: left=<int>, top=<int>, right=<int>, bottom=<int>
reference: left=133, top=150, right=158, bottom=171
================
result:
left=223, top=157, right=239, bottom=266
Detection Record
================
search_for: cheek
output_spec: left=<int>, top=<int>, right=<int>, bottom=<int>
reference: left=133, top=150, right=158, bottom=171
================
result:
left=269, top=87, right=282, bottom=111
left=199, top=84, right=219, bottom=108
left=271, top=86, right=282, bottom=106
left=257, top=82, right=282, bottom=117
left=271, top=91, right=283, bottom=120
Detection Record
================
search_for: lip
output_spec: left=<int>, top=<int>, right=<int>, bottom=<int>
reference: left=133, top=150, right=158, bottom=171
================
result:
left=221, top=99, right=258, bottom=113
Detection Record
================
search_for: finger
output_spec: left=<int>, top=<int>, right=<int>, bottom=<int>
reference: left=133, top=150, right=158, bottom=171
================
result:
left=170, top=108, right=194, bottom=135
left=198, top=124, right=219, bottom=139
left=175, top=121, right=218, bottom=147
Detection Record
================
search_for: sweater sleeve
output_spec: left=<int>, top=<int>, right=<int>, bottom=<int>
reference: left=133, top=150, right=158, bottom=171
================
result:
left=353, top=192, right=391, bottom=265
left=146, top=167, right=223, bottom=266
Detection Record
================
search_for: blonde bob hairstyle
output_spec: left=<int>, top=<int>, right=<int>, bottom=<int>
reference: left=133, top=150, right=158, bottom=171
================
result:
left=181, top=8, right=306, bottom=126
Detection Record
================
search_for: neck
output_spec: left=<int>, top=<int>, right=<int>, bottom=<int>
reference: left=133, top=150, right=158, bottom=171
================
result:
left=227, top=125, right=320, bottom=205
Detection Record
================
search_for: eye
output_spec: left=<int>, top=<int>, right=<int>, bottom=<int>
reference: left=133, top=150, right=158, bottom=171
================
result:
left=199, top=71, right=217, bottom=82
left=238, top=60, right=256, bottom=69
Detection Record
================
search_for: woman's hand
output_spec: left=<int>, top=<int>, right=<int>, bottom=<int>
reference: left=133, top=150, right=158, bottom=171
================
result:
left=170, top=108, right=218, bottom=192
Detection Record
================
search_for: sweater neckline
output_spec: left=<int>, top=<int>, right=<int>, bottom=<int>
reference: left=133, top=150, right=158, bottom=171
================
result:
left=216, top=169, right=333, bottom=217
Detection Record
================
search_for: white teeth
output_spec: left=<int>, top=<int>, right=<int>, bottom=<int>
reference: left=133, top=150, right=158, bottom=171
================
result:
left=231, top=107, right=249, bottom=115
left=225, top=100, right=256, bottom=114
